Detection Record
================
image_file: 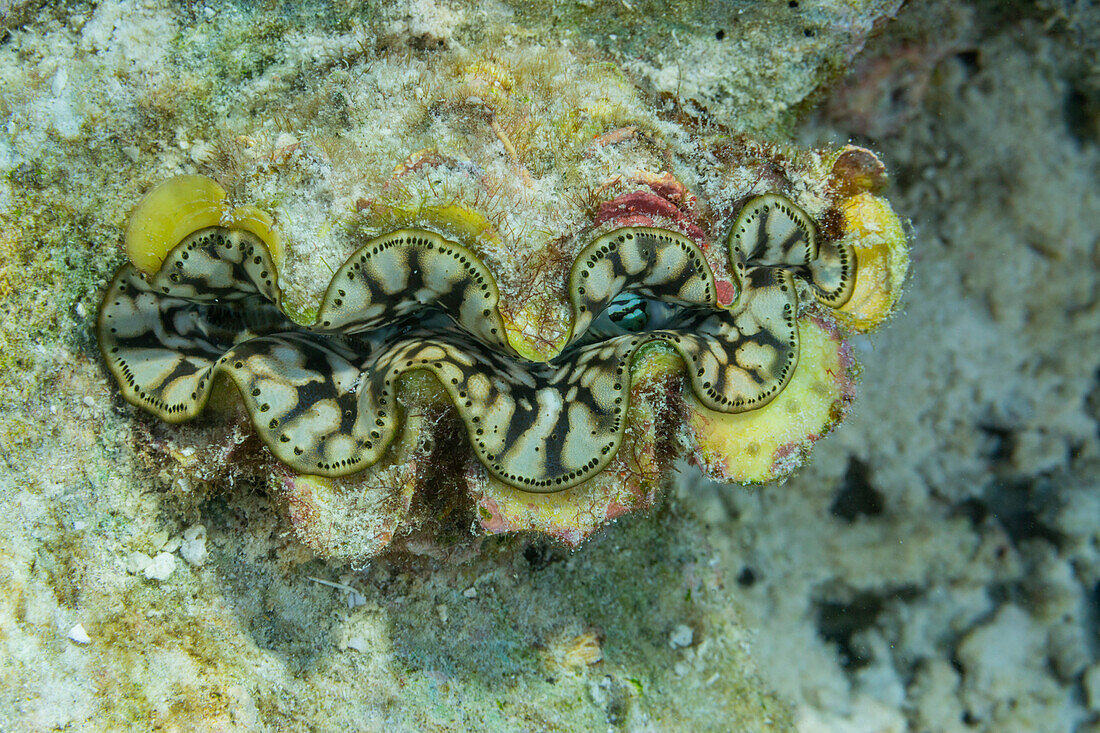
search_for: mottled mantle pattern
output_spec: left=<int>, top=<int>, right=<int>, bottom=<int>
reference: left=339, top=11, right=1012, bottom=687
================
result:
left=99, top=194, right=853, bottom=492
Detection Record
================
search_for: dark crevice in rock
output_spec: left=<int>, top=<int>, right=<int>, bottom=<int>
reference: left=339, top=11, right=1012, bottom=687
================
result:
left=1084, top=366, right=1100, bottom=422
left=952, top=496, right=989, bottom=526
left=523, top=539, right=567, bottom=571
left=816, top=593, right=884, bottom=669
left=982, top=478, right=1063, bottom=547
left=736, top=567, right=757, bottom=587
left=1064, top=85, right=1099, bottom=144
left=955, top=49, right=982, bottom=75
left=830, top=457, right=884, bottom=522
left=814, top=587, right=920, bottom=670
left=978, top=423, right=1015, bottom=465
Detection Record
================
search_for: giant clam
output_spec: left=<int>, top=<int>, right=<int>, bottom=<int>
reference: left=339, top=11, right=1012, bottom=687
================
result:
left=101, top=186, right=849, bottom=489
left=97, top=55, right=910, bottom=559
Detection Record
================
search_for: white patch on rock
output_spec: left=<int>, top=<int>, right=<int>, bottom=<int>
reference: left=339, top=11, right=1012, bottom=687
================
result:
left=669, top=624, right=693, bottom=649
left=180, top=524, right=208, bottom=567
left=345, top=637, right=369, bottom=653
left=125, top=551, right=153, bottom=574
left=143, top=552, right=176, bottom=581
left=67, top=623, right=91, bottom=644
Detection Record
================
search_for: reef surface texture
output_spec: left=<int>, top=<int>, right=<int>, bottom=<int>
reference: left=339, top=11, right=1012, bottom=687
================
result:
left=1, top=1, right=1099, bottom=731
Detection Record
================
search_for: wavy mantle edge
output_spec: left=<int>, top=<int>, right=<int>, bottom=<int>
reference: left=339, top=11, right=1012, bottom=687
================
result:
left=97, top=194, right=855, bottom=492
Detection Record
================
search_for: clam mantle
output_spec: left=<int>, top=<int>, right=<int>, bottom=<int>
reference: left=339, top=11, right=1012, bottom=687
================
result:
left=98, top=158, right=906, bottom=559
left=102, top=182, right=855, bottom=486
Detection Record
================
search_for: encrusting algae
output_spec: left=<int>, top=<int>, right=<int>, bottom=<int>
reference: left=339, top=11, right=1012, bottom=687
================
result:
left=96, top=51, right=910, bottom=562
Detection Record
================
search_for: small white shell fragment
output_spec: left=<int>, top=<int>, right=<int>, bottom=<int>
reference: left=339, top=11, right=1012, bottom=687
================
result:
left=183, top=524, right=205, bottom=542
left=669, top=624, right=694, bottom=649
left=67, top=623, right=91, bottom=644
left=180, top=524, right=208, bottom=566
left=189, top=140, right=215, bottom=165
left=274, top=132, right=299, bottom=150
left=149, top=529, right=170, bottom=550
left=143, top=552, right=176, bottom=581
left=125, top=551, right=153, bottom=574
left=462, top=586, right=477, bottom=599
left=345, top=637, right=369, bottom=653
left=51, top=67, right=68, bottom=95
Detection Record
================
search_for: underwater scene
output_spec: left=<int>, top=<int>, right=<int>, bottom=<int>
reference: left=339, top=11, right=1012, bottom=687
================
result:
left=0, top=0, right=1098, bottom=730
